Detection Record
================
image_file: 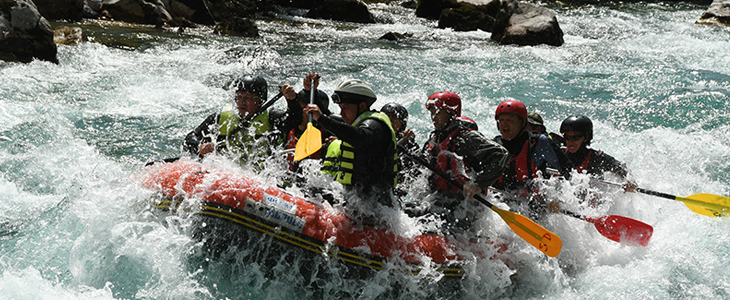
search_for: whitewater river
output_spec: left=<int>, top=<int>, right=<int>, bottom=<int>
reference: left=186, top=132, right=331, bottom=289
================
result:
left=1, top=2, right=729, bottom=299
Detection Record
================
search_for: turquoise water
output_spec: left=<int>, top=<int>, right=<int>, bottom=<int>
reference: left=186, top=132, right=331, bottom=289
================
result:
left=1, top=2, right=729, bottom=299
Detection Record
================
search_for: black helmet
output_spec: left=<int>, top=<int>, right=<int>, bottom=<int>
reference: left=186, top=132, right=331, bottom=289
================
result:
left=560, top=115, right=593, bottom=144
left=381, top=102, right=408, bottom=129
left=234, top=75, right=267, bottom=102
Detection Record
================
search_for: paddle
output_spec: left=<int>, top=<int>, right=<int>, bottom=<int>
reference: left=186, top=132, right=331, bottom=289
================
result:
left=145, top=92, right=284, bottom=167
left=595, top=179, right=730, bottom=218
left=293, top=78, right=322, bottom=161
left=398, top=145, right=562, bottom=257
left=559, top=209, right=652, bottom=246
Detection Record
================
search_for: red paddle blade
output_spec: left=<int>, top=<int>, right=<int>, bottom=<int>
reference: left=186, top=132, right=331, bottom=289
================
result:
left=586, top=215, right=653, bottom=247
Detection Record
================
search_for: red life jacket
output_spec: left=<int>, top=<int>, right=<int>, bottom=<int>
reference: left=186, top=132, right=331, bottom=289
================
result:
left=425, top=128, right=471, bottom=193
left=496, top=137, right=538, bottom=188
left=565, top=148, right=595, bottom=174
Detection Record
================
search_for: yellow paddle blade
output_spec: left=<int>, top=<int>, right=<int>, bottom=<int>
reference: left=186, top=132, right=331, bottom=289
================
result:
left=294, top=123, right=322, bottom=161
left=677, top=193, right=730, bottom=218
left=492, top=206, right=562, bottom=257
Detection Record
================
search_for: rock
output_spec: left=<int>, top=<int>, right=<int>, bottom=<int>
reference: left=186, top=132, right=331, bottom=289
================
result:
left=696, top=0, right=730, bottom=27
left=0, top=0, right=58, bottom=63
left=271, top=0, right=323, bottom=9
left=54, top=26, right=85, bottom=45
left=415, top=0, right=460, bottom=20
left=306, top=0, right=375, bottom=23
left=213, top=16, right=259, bottom=37
left=491, top=0, right=563, bottom=46
left=163, top=0, right=215, bottom=25
left=379, top=31, right=413, bottom=40
left=33, top=0, right=84, bottom=21
left=204, top=0, right=274, bottom=22
left=100, top=0, right=171, bottom=25
left=438, top=1, right=499, bottom=31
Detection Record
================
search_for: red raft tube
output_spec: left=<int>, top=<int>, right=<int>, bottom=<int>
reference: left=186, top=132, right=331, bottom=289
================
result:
left=140, top=159, right=499, bottom=278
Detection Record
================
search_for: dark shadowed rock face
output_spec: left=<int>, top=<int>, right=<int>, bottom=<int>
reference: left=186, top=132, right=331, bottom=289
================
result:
left=438, top=1, right=499, bottom=32
left=697, top=0, right=730, bottom=27
left=490, top=0, right=563, bottom=46
left=213, top=16, right=259, bottom=37
left=0, top=0, right=58, bottom=63
left=33, top=0, right=83, bottom=21
left=306, top=0, right=375, bottom=23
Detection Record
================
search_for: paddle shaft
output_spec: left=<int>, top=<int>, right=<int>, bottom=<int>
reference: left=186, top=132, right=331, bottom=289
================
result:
left=597, top=178, right=686, bottom=201
left=308, top=80, right=315, bottom=122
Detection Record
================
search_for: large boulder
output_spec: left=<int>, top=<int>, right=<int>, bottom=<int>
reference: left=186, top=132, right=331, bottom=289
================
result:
left=306, top=0, right=375, bottom=23
left=213, top=16, right=259, bottom=36
left=490, top=0, right=563, bottom=46
left=0, top=0, right=58, bottom=63
left=438, top=0, right=499, bottom=31
left=33, top=0, right=84, bottom=21
left=204, top=0, right=274, bottom=22
left=102, top=0, right=172, bottom=25
left=696, top=0, right=730, bottom=27
left=416, top=0, right=460, bottom=20
left=162, top=0, right=215, bottom=25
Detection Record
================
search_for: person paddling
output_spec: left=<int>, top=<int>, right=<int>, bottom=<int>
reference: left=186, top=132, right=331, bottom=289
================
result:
left=492, top=100, right=573, bottom=218
left=302, top=79, right=399, bottom=225
left=560, top=115, right=636, bottom=195
left=183, top=75, right=301, bottom=169
left=279, top=72, right=332, bottom=186
left=415, top=91, right=509, bottom=234
left=380, top=102, right=418, bottom=194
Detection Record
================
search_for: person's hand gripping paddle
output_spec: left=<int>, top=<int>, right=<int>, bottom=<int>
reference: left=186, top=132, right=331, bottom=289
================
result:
left=294, top=76, right=322, bottom=161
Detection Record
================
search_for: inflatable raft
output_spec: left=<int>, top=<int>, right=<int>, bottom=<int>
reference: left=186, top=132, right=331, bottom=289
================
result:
left=140, top=159, right=495, bottom=278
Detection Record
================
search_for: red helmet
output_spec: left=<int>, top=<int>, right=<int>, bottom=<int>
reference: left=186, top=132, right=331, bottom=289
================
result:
left=425, top=91, right=461, bottom=116
left=495, top=100, right=527, bottom=120
left=456, top=116, right=479, bottom=131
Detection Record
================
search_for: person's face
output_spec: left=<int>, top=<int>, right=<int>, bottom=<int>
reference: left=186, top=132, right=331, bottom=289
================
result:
left=563, top=130, right=586, bottom=153
left=385, top=112, right=404, bottom=133
left=235, top=91, right=260, bottom=118
left=428, top=107, right=452, bottom=131
left=526, top=123, right=545, bottom=134
left=338, top=103, right=361, bottom=124
left=497, top=113, right=524, bottom=141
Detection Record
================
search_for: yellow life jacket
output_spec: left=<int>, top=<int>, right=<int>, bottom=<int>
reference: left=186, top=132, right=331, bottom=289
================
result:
left=217, top=105, right=273, bottom=165
left=322, top=111, right=398, bottom=187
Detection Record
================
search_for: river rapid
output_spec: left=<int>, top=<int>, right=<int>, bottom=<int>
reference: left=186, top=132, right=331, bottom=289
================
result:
left=1, top=2, right=729, bottom=299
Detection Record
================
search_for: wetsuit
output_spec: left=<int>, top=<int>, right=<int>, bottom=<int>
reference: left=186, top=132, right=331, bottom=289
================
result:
left=183, top=96, right=303, bottom=164
left=417, top=119, right=509, bottom=233
left=318, top=111, right=399, bottom=222
left=565, top=146, right=629, bottom=180
left=493, top=131, right=573, bottom=218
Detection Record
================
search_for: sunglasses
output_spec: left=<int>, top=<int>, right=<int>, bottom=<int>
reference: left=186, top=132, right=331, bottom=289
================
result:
left=563, top=135, right=584, bottom=141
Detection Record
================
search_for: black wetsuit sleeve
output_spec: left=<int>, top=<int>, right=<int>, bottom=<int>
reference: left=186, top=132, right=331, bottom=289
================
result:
left=318, top=115, right=391, bottom=155
left=183, top=113, right=218, bottom=156
left=591, top=151, right=629, bottom=179
left=456, top=130, right=510, bottom=189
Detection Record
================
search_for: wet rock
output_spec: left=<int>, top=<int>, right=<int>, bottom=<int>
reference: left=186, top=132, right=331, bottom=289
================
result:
left=102, top=0, right=173, bottom=26
left=0, top=0, right=58, bottom=63
left=490, top=0, right=564, bottom=46
left=696, top=0, right=730, bottom=27
left=54, top=26, right=85, bottom=45
left=379, top=31, right=413, bottom=40
left=205, top=0, right=274, bottom=22
left=415, top=0, right=460, bottom=20
left=438, top=0, right=499, bottom=31
left=33, top=0, right=83, bottom=21
left=213, top=16, right=259, bottom=37
left=306, top=0, right=375, bottom=23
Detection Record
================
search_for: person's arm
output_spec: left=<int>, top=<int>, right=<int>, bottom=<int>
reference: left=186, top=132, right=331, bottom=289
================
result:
left=591, top=150, right=629, bottom=179
left=532, top=134, right=573, bottom=179
left=457, top=130, right=510, bottom=190
left=183, top=113, right=218, bottom=156
left=319, top=116, right=389, bottom=152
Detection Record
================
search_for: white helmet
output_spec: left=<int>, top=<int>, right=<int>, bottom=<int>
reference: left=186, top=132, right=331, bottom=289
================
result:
left=332, top=79, right=377, bottom=106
